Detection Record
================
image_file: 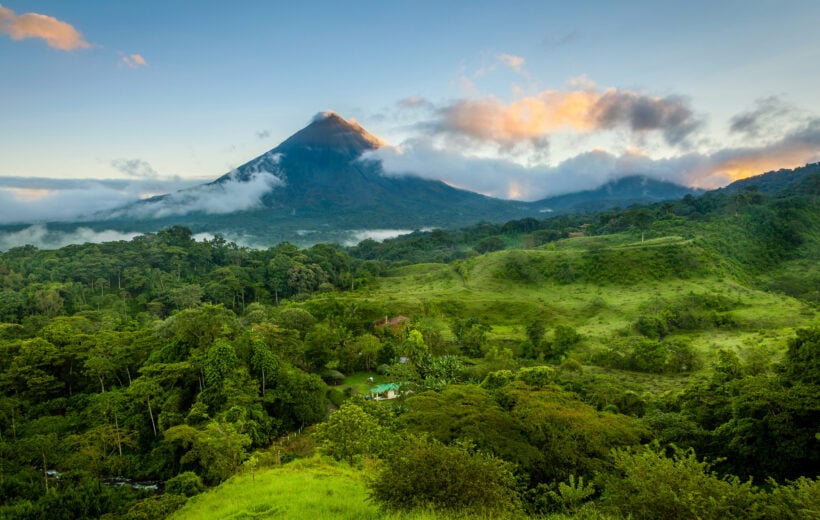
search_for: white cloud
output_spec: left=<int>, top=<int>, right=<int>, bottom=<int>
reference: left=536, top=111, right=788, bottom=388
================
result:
left=0, top=225, right=142, bottom=251
left=115, top=168, right=283, bottom=219
left=368, top=116, right=820, bottom=200
left=0, top=177, right=203, bottom=224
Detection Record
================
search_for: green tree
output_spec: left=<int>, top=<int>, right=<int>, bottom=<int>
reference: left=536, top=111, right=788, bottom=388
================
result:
left=314, top=402, right=386, bottom=464
left=163, top=420, right=251, bottom=484
left=598, top=446, right=761, bottom=520
left=368, top=436, right=521, bottom=517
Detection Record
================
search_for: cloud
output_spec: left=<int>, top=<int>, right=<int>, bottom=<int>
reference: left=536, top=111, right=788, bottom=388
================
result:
left=120, top=52, right=147, bottom=68
left=473, top=52, right=528, bottom=79
left=111, top=158, right=160, bottom=179
left=590, top=90, right=702, bottom=146
left=0, top=4, right=90, bottom=50
left=430, top=86, right=702, bottom=150
left=0, top=226, right=142, bottom=252
left=497, top=53, right=525, bottom=73
left=398, top=96, right=434, bottom=110
left=0, top=176, right=202, bottom=224
left=256, top=129, right=271, bottom=139
left=540, top=30, right=578, bottom=51
left=369, top=116, right=820, bottom=200
left=435, top=91, right=598, bottom=148
left=115, top=167, right=283, bottom=219
left=729, top=96, right=800, bottom=138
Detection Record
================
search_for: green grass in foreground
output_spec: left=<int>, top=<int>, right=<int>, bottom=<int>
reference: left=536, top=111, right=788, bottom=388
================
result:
left=171, top=457, right=492, bottom=520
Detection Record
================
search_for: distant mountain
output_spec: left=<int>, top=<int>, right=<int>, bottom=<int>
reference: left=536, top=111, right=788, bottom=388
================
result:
left=533, top=175, right=701, bottom=213
left=0, top=112, right=737, bottom=248
left=717, top=162, right=820, bottom=196
left=101, top=112, right=536, bottom=244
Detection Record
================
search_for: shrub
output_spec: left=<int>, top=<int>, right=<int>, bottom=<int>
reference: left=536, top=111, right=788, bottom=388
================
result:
left=368, top=436, right=521, bottom=517
left=165, top=471, right=205, bottom=497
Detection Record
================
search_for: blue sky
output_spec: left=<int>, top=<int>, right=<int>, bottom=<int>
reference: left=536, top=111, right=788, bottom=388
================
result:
left=1, top=0, right=819, bottom=220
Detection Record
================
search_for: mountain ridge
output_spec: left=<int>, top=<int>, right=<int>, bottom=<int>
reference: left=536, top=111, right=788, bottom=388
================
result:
left=2, top=112, right=812, bottom=248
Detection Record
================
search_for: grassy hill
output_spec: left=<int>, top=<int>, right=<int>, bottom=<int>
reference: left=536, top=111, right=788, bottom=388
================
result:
left=171, top=457, right=461, bottom=520
left=348, top=235, right=815, bottom=371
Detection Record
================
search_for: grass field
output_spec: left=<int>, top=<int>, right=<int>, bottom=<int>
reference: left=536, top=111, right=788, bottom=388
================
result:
left=171, top=457, right=494, bottom=520
left=339, top=236, right=817, bottom=395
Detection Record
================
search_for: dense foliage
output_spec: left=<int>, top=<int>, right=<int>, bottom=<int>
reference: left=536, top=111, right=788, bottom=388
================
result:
left=0, top=167, right=818, bottom=519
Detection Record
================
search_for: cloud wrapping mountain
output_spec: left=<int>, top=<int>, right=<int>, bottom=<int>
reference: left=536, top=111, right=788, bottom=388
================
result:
left=0, top=225, right=141, bottom=251
left=114, top=168, right=283, bottom=219
left=371, top=116, right=820, bottom=200
left=0, top=177, right=202, bottom=224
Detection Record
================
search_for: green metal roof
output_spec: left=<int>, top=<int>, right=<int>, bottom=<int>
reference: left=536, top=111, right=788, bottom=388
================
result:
left=370, top=383, right=401, bottom=393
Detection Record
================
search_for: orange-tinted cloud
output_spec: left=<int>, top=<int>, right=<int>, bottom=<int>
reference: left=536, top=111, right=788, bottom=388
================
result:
left=497, top=53, right=525, bottom=72
left=700, top=122, right=820, bottom=184
left=121, top=53, right=147, bottom=68
left=0, top=4, right=89, bottom=51
left=439, top=91, right=599, bottom=147
left=372, top=116, right=820, bottom=200
left=435, top=86, right=701, bottom=149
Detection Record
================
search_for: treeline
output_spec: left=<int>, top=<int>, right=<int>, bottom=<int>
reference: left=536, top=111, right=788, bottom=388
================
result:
left=350, top=168, right=819, bottom=285
left=0, top=226, right=365, bottom=323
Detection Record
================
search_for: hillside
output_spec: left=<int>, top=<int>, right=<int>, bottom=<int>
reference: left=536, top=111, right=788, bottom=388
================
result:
left=0, top=166, right=817, bottom=519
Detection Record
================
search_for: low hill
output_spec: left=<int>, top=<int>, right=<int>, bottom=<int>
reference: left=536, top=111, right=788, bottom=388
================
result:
left=533, top=175, right=701, bottom=213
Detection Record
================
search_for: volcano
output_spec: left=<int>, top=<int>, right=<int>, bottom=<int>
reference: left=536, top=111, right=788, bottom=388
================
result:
left=50, top=112, right=697, bottom=246
left=206, top=111, right=529, bottom=217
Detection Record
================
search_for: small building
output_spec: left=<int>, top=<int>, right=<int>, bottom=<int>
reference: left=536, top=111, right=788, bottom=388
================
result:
left=374, top=315, right=411, bottom=332
left=369, top=383, right=402, bottom=401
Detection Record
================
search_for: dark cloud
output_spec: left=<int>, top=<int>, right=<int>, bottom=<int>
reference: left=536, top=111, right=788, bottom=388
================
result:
left=729, top=96, right=796, bottom=138
left=591, top=91, right=702, bottom=145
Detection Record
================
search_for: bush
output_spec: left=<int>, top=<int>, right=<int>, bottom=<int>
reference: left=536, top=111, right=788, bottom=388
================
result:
left=475, top=236, right=506, bottom=254
left=320, top=369, right=346, bottom=386
left=368, top=436, right=521, bottom=517
left=598, top=446, right=761, bottom=520
left=165, top=471, right=205, bottom=497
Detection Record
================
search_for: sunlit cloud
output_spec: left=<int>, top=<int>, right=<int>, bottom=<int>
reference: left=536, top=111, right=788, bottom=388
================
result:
left=369, top=116, right=820, bottom=200
left=120, top=52, right=147, bottom=68
left=432, top=86, right=702, bottom=150
left=436, top=91, right=600, bottom=148
left=473, top=52, right=528, bottom=79
left=0, top=4, right=90, bottom=51
left=497, top=53, right=525, bottom=72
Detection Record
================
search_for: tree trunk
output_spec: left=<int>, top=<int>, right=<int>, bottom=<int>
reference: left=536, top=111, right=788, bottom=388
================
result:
left=147, top=397, right=157, bottom=438
left=42, top=451, right=48, bottom=493
left=114, top=413, right=123, bottom=456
